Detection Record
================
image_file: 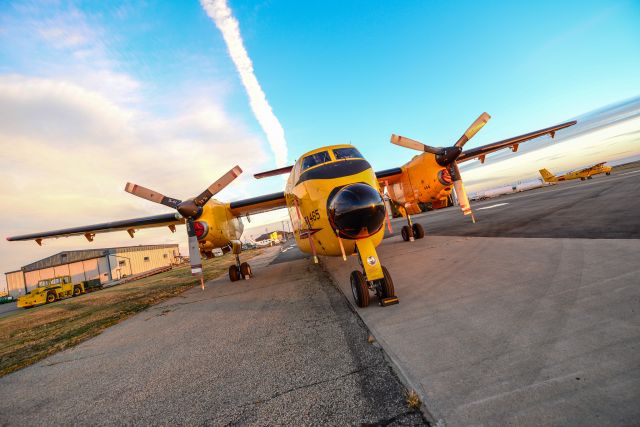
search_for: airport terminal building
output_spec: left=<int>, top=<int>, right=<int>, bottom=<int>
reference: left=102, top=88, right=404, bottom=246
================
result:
left=4, top=244, right=179, bottom=297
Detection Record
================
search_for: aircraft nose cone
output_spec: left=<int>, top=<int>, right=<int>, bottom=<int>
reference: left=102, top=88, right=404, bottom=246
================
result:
left=328, top=183, right=386, bottom=239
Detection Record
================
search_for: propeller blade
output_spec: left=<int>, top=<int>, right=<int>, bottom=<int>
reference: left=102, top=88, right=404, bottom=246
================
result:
left=448, top=162, right=475, bottom=223
left=185, top=219, right=205, bottom=289
left=390, top=134, right=443, bottom=155
left=454, top=112, right=491, bottom=148
left=193, top=165, right=243, bottom=207
left=124, top=183, right=181, bottom=209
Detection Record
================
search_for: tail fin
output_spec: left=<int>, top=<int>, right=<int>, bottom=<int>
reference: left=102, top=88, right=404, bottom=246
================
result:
left=539, top=168, right=556, bottom=182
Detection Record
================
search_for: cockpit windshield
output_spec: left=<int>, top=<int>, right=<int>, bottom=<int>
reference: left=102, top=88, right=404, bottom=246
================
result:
left=301, top=151, right=331, bottom=172
left=333, top=147, right=363, bottom=160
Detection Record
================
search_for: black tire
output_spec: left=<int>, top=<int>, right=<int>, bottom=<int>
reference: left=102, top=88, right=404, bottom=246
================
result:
left=580, top=177, right=585, bottom=181
left=401, top=225, right=411, bottom=241
left=46, top=292, right=56, bottom=304
left=587, top=176, right=593, bottom=180
left=73, top=286, right=82, bottom=297
left=412, top=223, right=425, bottom=239
left=606, top=172, right=611, bottom=176
left=350, top=271, right=369, bottom=308
left=380, top=266, right=395, bottom=299
left=240, top=262, right=252, bottom=279
left=229, top=265, right=241, bottom=282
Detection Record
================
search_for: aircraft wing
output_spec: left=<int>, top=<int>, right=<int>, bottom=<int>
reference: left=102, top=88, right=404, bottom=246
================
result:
left=577, top=162, right=606, bottom=173
left=228, top=192, right=287, bottom=217
left=374, top=167, right=403, bottom=185
left=6, top=213, right=183, bottom=243
left=457, top=120, right=577, bottom=163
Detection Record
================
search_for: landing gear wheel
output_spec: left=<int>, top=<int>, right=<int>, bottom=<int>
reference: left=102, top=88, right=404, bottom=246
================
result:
left=240, top=262, right=252, bottom=279
left=46, top=292, right=56, bottom=304
left=350, top=270, right=370, bottom=308
left=228, top=265, right=241, bottom=282
left=606, top=172, right=611, bottom=176
left=401, top=225, right=411, bottom=241
left=73, top=286, right=82, bottom=297
left=412, top=223, right=425, bottom=239
left=380, top=266, right=395, bottom=298
left=580, top=177, right=586, bottom=181
left=587, top=176, right=593, bottom=180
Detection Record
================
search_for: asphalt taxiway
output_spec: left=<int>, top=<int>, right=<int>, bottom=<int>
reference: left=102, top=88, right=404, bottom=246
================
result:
left=0, top=247, right=425, bottom=426
left=324, top=170, right=640, bottom=426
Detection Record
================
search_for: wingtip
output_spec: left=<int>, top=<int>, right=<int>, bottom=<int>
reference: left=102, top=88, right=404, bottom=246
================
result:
left=124, top=182, right=135, bottom=193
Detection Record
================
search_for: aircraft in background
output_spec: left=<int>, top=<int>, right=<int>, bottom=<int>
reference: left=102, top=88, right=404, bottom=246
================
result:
left=7, top=113, right=576, bottom=308
left=539, top=162, right=612, bottom=182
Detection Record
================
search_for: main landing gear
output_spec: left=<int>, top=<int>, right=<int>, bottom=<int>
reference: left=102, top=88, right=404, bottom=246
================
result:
left=400, top=214, right=425, bottom=242
left=350, top=239, right=399, bottom=308
left=228, top=241, right=253, bottom=282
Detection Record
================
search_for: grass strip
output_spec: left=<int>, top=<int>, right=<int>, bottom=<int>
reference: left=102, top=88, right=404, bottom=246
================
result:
left=0, top=249, right=264, bottom=377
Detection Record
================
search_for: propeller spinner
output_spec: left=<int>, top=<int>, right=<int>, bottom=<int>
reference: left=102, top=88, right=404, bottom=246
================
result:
left=390, top=112, right=492, bottom=222
left=124, top=166, right=243, bottom=288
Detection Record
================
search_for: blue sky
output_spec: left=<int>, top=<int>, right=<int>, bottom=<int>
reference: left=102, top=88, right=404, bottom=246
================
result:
left=0, top=0, right=639, bottom=289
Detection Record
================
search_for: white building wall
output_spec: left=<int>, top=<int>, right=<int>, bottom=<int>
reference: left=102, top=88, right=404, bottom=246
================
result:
left=5, top=272, right=25, bottom=298
left=69, top=261, right=87, bottom=284
left=114, top=247, right=176, bottom=278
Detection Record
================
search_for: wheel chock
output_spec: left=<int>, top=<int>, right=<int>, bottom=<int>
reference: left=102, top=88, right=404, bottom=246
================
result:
left=380, top=296, right=399, bottom=307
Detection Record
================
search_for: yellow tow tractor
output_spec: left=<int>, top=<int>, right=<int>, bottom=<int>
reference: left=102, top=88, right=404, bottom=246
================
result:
left=17, top=276, right=85, bottom=308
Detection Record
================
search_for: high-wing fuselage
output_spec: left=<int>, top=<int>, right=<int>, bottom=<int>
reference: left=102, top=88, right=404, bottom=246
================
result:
left=284, top=145, right=385, bottom=259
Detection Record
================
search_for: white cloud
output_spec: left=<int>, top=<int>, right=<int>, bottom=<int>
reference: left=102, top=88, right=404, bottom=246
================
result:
left=200, top=0, right=289, bottom=167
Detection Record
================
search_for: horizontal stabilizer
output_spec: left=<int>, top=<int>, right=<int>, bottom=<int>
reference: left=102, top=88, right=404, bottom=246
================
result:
left=254, top=165, right=294, bottom=179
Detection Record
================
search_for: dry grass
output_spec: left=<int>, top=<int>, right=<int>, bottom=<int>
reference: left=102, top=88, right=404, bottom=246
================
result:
left=0, top=249, right=263, bottom=377
left=406, top=390, right=422, bottom=410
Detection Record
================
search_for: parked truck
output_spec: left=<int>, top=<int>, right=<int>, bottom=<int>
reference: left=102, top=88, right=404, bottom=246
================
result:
left=17, top=276, right=86, bottom=308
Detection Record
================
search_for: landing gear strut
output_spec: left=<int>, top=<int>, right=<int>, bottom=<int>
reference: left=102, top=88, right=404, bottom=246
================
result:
left=228, top=240, right=252, bottom=282
left=350, top=240, right=398, bottom=308
left=401, top=214, right=425, bottom=242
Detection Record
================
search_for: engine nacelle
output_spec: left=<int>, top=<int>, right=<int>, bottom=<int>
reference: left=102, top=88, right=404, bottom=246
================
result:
left=194, top=201, right=243, bottom=254
left=386, top=153, right=453, bottom=213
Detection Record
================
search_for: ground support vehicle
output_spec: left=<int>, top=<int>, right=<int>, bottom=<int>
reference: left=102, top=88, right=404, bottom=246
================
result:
left=17, top=276, right=85, bottom=308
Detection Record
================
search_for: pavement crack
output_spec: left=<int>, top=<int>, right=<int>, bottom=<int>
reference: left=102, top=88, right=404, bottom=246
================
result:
left=241, top=365, right=375, bottom=409
left=45, top=352, right=106, bottom=367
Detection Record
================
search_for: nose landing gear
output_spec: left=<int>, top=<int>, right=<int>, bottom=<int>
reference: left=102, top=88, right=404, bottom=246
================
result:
left=350, top=239, right=398, bottom=308
left=228, top=240, right=253, bottom=282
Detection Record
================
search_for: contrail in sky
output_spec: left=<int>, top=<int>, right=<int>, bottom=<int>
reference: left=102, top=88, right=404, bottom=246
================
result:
left=200, top=0, right=288, bottom=167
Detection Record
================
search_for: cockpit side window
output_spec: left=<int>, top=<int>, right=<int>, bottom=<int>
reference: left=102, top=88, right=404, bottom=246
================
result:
left=333, top=147, right=363, bottom=160
left=301, top=151, right=331, bottom=172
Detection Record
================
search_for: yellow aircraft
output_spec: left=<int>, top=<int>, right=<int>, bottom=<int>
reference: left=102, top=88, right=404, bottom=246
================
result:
left=7, top=114, right=577, bottom=308
left=539, top=162, right=612, bottom=182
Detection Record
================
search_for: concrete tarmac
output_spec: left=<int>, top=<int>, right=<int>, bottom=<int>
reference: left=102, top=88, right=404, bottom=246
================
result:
left=324, top=169, right=640, bottom=426
left=0, top=247, right=426, bottom=426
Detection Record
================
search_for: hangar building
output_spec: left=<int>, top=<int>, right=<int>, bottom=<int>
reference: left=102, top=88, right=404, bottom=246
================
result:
left=4, top=244, right=179, bottom=298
